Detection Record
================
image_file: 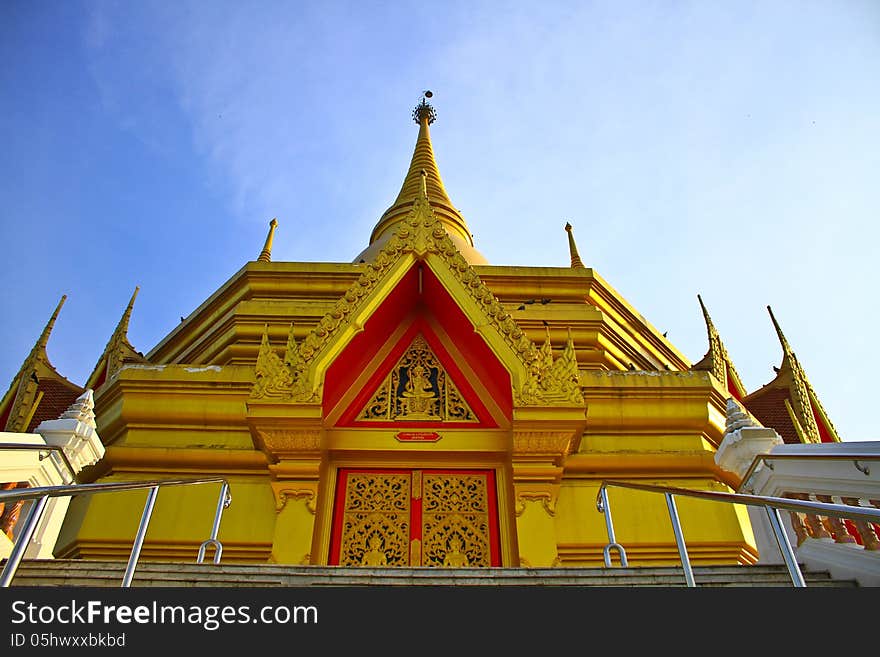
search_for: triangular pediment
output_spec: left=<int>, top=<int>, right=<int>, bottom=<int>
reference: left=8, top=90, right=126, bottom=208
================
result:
left=247, top=183, right=583, bottom=411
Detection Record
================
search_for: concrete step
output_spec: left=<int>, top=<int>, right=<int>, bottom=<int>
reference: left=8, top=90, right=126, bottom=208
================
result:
left=6, top=559, right=859, bottom=587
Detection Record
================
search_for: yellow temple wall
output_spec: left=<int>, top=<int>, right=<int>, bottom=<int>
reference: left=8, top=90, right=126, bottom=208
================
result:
left=53, top=308, right=757, bottom=568
left=55, top=476, right=275, bottom=562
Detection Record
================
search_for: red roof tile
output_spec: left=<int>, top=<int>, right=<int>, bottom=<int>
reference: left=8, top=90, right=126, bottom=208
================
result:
left=743, top=385, right=801, bottom=444
left=26, top=378, right=83, bottom=433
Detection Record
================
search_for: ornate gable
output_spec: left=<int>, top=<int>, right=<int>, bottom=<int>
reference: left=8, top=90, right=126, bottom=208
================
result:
left=248, top=173, right=584, bottom=410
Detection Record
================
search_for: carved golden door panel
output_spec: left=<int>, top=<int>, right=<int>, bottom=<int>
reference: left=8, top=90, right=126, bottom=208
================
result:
left=329, top=469, right=500, bottom=567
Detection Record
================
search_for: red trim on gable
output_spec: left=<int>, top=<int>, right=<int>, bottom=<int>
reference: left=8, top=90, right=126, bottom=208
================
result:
left=92, top=364, right=107, bottom=392
left=812, top=404, right=835, bottom=443
left=420, top=267, right=512, bottom=412
left=323, top=262, right=512, bottom=427
left=322, top=266, right=419, bottom=412
left=0, top=396, right=12, bottom=431
left=725, top=365, right=743, bottom=401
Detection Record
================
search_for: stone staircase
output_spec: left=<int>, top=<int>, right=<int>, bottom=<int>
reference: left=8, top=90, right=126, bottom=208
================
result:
left=6, top=560, right=859, bottom=587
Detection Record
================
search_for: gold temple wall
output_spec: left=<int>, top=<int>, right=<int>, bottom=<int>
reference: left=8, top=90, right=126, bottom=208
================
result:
left=55, top=359, right=756, bottom=567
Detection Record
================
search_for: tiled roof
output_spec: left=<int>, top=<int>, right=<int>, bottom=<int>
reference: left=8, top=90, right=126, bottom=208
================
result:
left=743, top=385, right=800, bottom=444
left=26, top=378, right=83, bottom=433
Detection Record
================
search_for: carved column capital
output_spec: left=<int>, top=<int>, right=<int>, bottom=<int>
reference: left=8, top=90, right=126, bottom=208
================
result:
left=272, top=484, right=318, bottom=514
left=514, top=490, right=557, bottom=518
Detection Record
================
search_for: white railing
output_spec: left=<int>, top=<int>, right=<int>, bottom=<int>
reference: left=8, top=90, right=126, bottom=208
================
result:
left=738, top=442, right=880, bottom=585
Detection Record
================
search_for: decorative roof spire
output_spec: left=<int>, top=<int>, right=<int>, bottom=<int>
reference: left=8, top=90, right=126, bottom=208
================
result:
left=766, top=305, right=823, bottom=443
left=564, top=222, right=585, bottom=268
left=118, top=286, right=139, bottom=336
left=691, top=295, right=746, bottom=399
left=0, top=295, right=82, bottom=432
left=356, top=92, right=486, bottom=265
left=767, top=306, right=794, bottom=370
left=37, top=295, right=66, bottom=356
left=257, top=218, right=279, bottom=263
left=85, top=286, right=147, bottom=390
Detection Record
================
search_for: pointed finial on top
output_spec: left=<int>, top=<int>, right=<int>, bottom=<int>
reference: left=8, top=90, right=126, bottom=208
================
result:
left=691, top=294, right=747, bottom=399
left=37, top=295, right=67, bottom=353
left=413, top=91, right=436, bottom=125
left=766, top=305, right=828, bottom=442
left=565, top=222, right=585, bottom=268
left=697, top=293, right=714, bottom=328
left=258, top=218, right=279, bottom=263
left=767, top=305, right=792, bottom=355
left=119, top=286, right=140, bottom=334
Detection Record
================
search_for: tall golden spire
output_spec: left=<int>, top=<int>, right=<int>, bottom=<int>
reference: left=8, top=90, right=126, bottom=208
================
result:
left=257, top=218, right=279, bottom=263
left=691, top=295, right=746, bottom=399
left=0, top=295, right=77, bottom=431
left=564, top=222, right=585, bottom=268
left=85, top=286, right=147, bottom=390
left=35, top=295, right=66, bottom=358
left=356, top=92, right=486, bottom=264
left=766, top=305, right=824, bottom=443
left=767, top=305, right=802, bottom=385
left=118, top=286, right=139, bottom=337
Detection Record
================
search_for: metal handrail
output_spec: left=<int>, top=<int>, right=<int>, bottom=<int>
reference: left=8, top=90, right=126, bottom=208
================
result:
left=597, top=479, right=880, bottom=587
left=0, top=477, right=231, bottom=588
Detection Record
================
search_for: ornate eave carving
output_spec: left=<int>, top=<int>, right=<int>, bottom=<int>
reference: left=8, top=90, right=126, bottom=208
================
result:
left=512, top=431, right=579, bottom=458
left=253, top=428, right=321, bottom=457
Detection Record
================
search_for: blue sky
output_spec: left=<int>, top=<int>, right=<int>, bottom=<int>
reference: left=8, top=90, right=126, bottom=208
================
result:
left=1, top=1, right=877, bottom=440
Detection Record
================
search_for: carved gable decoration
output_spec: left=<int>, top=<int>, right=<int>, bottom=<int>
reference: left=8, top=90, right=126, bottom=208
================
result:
left=248, top=180, right=584, bottom=409
left=357, top=334, right=478, bottom=423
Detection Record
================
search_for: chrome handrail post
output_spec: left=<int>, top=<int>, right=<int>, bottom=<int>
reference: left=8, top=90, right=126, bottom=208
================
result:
left=596, top=484, right=628, bottom=567
left=765, top=506, right=806, bottom=587
left=197, top=481, right=231, bottom=565
left=665, top=493, right=695, bottom=587
left=122, top=486, right=159, bottom=588
left=0, top=495, right=49, bottom=588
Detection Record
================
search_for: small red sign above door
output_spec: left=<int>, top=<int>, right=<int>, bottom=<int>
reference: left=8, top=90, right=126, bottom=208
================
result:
left=395, top=432, right=441, bottom=443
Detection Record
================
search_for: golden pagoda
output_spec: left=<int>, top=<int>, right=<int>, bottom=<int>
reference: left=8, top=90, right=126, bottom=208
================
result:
left=2, top=94, right=843, bottom=569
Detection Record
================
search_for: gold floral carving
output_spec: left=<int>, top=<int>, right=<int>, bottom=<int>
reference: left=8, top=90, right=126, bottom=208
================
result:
left=517, top=328, right=584, bottom=407
left=248, top=183, right=584, bottom=407
left=250, top=323, right=321, bottom=402
left=256, top=429, right=321, bottom=455
left=422, top=473, right=491, bottom=568
left=357, top=334, right=477, bottom=422
left=275, top=489, right=317, bottom=514
left=512, top=431, right=576, bottom=456
left=515, top=492, right=557, bottom=517
left=338, top=473, right=410, bottom=567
